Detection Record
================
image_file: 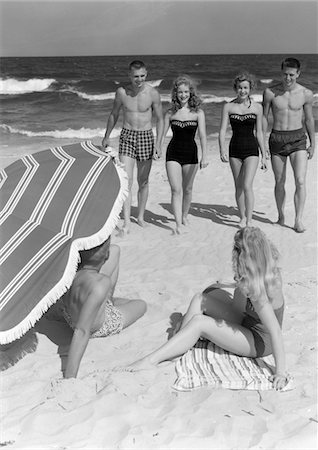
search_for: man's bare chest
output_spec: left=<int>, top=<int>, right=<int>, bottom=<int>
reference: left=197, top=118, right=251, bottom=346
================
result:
left=272, top=91, right=304, bottom=112
left=123, top=94, right=152, bottom=113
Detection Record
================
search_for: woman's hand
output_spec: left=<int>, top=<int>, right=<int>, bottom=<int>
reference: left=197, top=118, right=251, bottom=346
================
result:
left=220, top=152, right=228, bottom=163
left=260, top=155, right=268, bottom=171
left=200, top=158, right=209, bottom=169
left=153, top=144, right=162, bottom=160
left=269, top=372, right=291, bottom=391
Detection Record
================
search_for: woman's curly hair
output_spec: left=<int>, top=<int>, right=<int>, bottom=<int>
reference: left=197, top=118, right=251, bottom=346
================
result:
left=170, top=75, right=202, bottom=114
left=233, top=72, right=257, bottom=91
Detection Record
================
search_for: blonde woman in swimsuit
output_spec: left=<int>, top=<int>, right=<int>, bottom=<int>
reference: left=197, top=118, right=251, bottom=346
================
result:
left=128, top=227, right=290, bottom=391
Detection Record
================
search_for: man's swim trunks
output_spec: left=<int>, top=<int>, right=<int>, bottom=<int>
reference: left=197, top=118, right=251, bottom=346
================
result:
left=62, top=299, right=123, bottom=338
left=269, top=128, right=307, bottom=157
left=119, top=128, right=154, bottom=161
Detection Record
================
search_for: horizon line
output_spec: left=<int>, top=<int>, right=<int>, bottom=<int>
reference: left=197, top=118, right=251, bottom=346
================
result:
left=1, top=52, right=317, bottom=58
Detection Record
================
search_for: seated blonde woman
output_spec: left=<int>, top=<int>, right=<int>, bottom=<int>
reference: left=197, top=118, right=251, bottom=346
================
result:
left=128, top=227, right=290, bottom=391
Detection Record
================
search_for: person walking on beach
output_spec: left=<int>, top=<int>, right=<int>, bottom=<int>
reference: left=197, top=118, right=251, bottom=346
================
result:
left=219, top=72, right=267, bottom=228
left=160, top=75, right=208, bottom=235
left=127, top=227, right=290, bottom=391
left=262, top=57, right=315, bottom=233
left=102, top=60, right=163, bottom=234
left=60, top=237, right=146, bottom=378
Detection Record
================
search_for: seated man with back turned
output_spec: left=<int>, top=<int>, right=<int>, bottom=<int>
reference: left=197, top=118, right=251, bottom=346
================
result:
left=59, top=237, right=146, bottom=378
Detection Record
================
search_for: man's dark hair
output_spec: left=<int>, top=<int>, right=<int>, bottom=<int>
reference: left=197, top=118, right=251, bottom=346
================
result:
left=79, top=236, right=111, bottom=267
left=281, top=57, right=301, bottom=71
left=129, top=60, right=146, bottom=71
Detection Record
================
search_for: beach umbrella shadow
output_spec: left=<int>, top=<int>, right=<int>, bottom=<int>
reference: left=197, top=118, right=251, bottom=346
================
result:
left=34, top=312, right=73, bottom=374
left=0, top=330, right=38, bottom=371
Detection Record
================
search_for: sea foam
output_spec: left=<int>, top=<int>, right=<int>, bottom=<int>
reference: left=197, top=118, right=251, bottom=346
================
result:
left=0, top=78, right=56, bottom=95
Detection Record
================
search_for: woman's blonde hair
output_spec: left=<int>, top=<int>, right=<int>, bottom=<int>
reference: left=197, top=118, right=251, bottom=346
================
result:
left=232, top=227, right=280, bottom=302
left=170, top=75, right=202, bottom=113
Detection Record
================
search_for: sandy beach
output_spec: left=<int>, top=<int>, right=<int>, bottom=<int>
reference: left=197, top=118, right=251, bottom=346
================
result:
left=1, top=134, right=317, bottom=450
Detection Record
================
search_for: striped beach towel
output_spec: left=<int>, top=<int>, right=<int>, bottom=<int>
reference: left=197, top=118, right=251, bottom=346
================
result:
left=173, top=340, right=293, bottom=391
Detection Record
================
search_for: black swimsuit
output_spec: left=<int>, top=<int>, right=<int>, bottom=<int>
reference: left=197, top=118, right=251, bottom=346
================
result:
left=166, top=119, right=198, bottom=165
left=229, top=113, right=259, bottom=160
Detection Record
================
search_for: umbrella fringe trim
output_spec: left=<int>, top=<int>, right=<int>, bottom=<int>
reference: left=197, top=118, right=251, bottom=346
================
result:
left=0, top=149, right=129, bottom=345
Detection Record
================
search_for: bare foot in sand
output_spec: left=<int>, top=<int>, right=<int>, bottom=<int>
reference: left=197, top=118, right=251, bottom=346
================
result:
left=174, top=225, right=189, bottom=235
left=294, top=221, right=305, bottom=233
left=246, top=220, right=254, bottom=227
left=137, top=218, right=148, bottom=228
left=275, top=215, right=285, bottom=226
left=182, top=216, right=190, bottom=226
left=238, top=218, right=246, bottom=228
left=117, top=224, right=130, bottom=237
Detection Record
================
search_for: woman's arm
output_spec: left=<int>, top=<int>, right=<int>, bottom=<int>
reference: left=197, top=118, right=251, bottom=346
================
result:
left=218, top=103, right=229, bottom=162
left=197, top=109, right=208, bottom=169
left=255, top=103, right=267, bottom=171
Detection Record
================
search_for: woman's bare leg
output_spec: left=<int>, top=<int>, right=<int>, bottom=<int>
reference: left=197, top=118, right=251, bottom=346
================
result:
left=180, top=287, right=245, bottom=329
left=241, top=156, right=259, bottom=226
left=129, top=313, right=256, bottom=370
left=128, top=288, right=253, bottom=370
left=181, top=163, right=198, bottom=224
left=229, top=157, right=245, bottom=226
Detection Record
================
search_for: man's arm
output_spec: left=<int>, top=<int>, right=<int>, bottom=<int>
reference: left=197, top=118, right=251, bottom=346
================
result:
left=101, top=89, right=123, bottom=149
left=262, top=88, right=273, bottom=157
left=151, top=88, right=164, bottom=157
left=64, top=278, right=111, bottom=378
left=303, top=89, right=315, bottom=159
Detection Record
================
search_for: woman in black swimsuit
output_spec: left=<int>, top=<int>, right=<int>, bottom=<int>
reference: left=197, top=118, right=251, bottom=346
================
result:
left=160, top=75, right=208, bottom=235
left=219, top=73, right=267, bottom=227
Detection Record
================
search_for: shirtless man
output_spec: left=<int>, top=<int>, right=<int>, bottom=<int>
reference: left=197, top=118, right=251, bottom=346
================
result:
left=263, top=57, right=315, bottom=233
left=61, top=238, right=146, bottom=378
left=102, top=60, right=163, bottom=233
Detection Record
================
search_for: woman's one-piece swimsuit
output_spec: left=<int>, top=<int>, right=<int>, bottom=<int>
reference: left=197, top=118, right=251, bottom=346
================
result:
left=229, top=113, right=259, bottom=160
left=166, top=119, right=198, bottom=165
left=242, top=298, right=284, bottom=357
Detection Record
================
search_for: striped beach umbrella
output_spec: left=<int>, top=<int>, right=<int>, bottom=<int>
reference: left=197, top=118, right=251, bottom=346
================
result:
left=0, top=141, right=128, bottom=344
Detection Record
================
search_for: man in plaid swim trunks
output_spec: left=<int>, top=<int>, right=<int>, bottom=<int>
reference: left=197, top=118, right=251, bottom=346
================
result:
left=102, top=60, right=163, bottom=234
left=263, top=57, right=315, bottom=233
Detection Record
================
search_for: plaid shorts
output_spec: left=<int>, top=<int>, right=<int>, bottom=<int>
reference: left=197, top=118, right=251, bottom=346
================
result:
left=119, top=128, right=154, bottom=161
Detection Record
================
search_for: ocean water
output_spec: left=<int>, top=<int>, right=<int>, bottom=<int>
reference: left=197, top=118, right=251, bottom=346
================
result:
left=0, top=54, right=317, bottom=154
